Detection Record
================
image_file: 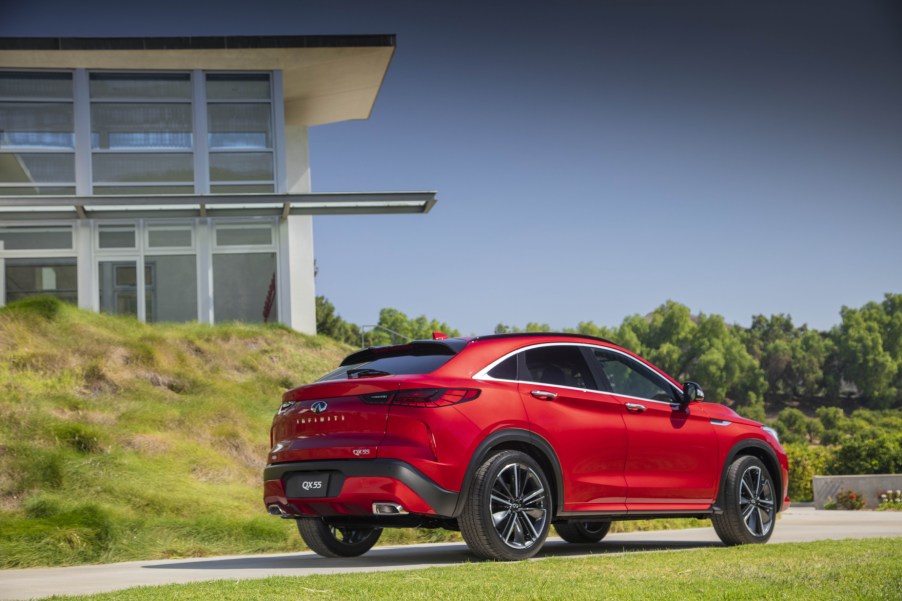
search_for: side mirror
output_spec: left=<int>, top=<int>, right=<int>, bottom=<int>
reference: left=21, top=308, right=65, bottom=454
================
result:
left=682, top=381, right=705, bottom=406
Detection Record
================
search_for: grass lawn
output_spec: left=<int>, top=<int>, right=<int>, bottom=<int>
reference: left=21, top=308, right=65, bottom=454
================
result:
left=40, top=538, right=902, bottom=601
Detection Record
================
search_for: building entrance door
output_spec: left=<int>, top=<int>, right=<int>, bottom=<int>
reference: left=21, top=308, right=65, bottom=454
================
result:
left=98, top=260, right=154, bottom=320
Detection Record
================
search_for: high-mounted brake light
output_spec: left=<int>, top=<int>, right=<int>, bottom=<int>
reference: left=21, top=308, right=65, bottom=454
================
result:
left=432, top=332, right=448, bottom=340
left=361, top=388, right=480, bottom=407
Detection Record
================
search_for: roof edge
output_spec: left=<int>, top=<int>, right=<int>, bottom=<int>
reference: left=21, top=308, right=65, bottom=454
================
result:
left=0, top=34, right=396, bottom=52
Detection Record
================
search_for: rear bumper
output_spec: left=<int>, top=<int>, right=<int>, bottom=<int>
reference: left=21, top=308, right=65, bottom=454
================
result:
left=263, top=459, right=459, bottom=518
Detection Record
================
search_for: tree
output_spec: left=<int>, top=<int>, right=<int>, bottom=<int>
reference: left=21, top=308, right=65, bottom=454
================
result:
left=834, top=298, right=901, bottom=407
left=315, top=296, right=360, bottom=345
left=682, top=313, right=766, bottom=405
left=745, top=314, right=831, bottom=400
left=366, top=307, right=460, bottom=346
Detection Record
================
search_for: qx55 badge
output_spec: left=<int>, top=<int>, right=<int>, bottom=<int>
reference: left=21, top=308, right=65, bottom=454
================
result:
left=310, top=401, right=328, bottom=414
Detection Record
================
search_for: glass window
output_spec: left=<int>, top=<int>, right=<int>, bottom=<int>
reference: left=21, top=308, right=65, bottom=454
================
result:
left=98, top=260, right=142, bottom=318
left=319, top=355, right=455, bottom=382
left=215, top=225, right=272, bottom=247
left=4, top=258, right=77, bottom=304
left=91, top=104, right=192, bottom=150
left=210, top=183, right=274, bottom=194
left=1, top=73, right=75, bottom=196
left=0, top=226, right=73, bottom=250
left=209, top=152, right=273, bottom=182
left=522, top=346, right=595, bottom=389
left=145, top=254, right=197, bottom=322
left=98, top=225, right=136, bottom=249
left=93, top=185, right=193, bottom=196
left=591, top=349, right=676, bottom=402
left=92, top=153, right=193, bottom=184
left=212, top=252, right=277, bottom=323
left=487, top=355, right=518, bottom=380
left=89, top=73, right=191, bottom=100
left=0, top=72, right=72, bottom=99
left=0, top=153, right=75, bottom=184
left=0, top=185, right=75, bottom=196
left=147, top=227, right=192, bottom=248
left=207, top=104, right=272, bottom=149
left=206, top=73, right=270, bottom=100
left=90, top=73, right=193, bottom=194
left=207, top=74, right=273, bottom=194
left=0, top=103, right=74, bottom=149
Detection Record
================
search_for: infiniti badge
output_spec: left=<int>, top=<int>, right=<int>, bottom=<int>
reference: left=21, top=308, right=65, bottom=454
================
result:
left=310, top=401, right=328, bottom=414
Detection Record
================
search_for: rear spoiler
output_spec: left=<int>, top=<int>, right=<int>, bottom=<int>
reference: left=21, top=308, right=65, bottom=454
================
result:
left=341, top=339, right=468, bottom=366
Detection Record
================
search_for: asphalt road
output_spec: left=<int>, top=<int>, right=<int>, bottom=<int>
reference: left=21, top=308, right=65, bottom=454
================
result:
left=2, top=507, right=901, bottom=600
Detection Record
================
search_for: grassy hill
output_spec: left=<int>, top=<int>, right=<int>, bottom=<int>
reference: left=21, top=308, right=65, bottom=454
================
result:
left=0, top=296, right=354, bottom=568
left=0, top=297, right=705, bottom=569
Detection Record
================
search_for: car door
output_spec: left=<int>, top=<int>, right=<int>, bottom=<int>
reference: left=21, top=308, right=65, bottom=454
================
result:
left=513, top=344, right=628, bottom=513
left=586, top=347, right=718, bottom=509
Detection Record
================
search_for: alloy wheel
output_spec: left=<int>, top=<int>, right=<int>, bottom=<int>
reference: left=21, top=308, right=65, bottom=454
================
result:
left=738, top=465, right=775, bottom=537
left=490, top=462, right=548, bottom=549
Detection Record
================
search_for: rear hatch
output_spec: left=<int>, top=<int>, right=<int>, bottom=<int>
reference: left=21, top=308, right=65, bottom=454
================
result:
left=268, top=340, right=466, bottom=463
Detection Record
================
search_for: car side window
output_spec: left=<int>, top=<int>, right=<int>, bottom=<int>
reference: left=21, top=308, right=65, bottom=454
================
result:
left=521, top=346, right=596, bottom=390
left=591, top=349, right=676, bottom=402
left=487, top=355, right=518, bottom=380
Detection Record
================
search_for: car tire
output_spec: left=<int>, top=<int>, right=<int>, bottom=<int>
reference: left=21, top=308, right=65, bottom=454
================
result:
left=296, top=518, right=382, bottom=557
left=712, top=455, right=777, bottom=546
left=459, top=450, right=552, bottom=561
left=554, top=520, right=611, bottom=543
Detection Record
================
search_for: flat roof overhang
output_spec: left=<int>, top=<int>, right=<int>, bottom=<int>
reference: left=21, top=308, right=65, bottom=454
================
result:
left=0, top=35, right=395, bottom=126
left=0, top=192, right=436, bottom=221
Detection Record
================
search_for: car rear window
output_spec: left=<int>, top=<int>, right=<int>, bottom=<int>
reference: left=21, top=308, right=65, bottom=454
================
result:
left=318, top=344, right=460, bottom=381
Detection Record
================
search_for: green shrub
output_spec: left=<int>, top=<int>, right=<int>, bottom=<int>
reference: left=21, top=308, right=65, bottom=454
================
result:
left=0, top=295, right=66, bottom=320
left=785, top=443, right=833, bottom=502
left=824, top=489, right=866, bottom=510
left=828, top=431, right=902, bottom=474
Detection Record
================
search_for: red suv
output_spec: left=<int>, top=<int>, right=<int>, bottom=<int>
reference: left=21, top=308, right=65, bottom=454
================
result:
left=264, top=333, right=789, bottom=561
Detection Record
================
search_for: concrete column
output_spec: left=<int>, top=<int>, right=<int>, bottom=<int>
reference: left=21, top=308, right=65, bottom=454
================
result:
left=196, top=218, right=214, bottom=324
left=0, top=241, right=5, bottom=306
left=75, top=220, right=94, bottom=310
left=280, top=123, right=316, bottom=334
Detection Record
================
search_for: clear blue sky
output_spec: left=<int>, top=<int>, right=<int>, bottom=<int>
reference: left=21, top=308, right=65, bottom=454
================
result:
left=2, top=0, right=900, bottom=334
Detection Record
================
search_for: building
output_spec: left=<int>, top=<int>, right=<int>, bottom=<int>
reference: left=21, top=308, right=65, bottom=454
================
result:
left=0, top=35, right=436, bottom=333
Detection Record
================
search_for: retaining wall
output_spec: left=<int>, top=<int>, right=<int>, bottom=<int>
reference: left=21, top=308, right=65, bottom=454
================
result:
left=812, top=474, right=902, bottom=509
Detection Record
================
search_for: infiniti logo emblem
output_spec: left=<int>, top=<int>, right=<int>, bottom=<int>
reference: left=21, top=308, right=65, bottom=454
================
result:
left=310, top=401, right=328, bottom=414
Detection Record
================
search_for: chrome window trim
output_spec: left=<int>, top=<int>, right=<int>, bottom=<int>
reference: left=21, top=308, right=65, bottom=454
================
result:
left=473, top=341, right=684, bottom=404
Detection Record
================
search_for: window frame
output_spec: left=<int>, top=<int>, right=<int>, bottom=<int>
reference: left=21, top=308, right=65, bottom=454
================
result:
left=1, top=68, right=283, bottom=197
left=587, top=347, right=681, bottom=404
left=0, top=69, right=77, bottom=195
left=474, top=342, right=684, bottom=404
left=1, top=220, right=79, bottom=308
left=211, top=218, right=277, bottom=254
left=205, top=71, right=276, bottom=193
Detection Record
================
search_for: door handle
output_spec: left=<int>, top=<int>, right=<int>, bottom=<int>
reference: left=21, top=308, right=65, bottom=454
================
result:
left=531, top=390, right=558, bottom=401
left=625, top=402, right=647, bottom=413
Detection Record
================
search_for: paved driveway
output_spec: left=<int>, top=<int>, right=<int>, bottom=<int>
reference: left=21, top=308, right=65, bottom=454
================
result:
left=2, top=507, right=901, bottom=600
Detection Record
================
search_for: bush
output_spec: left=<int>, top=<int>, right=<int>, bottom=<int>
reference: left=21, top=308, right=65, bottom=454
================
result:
left=785, top=444, right=833, bottom=502
left=828, top=431, right=902, bottom=475
left=877, top=489, right=902, bottom=511
left=0, top=295, right=66, bottom=320
left=824, top=489, right=866, bottom=510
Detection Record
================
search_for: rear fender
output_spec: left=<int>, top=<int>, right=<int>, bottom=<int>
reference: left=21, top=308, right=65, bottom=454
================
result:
left=452, top=428, right=564, bottom=517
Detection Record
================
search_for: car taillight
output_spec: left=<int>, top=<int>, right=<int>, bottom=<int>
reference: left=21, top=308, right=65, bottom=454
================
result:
left=361, top=388, right=480, bottom=407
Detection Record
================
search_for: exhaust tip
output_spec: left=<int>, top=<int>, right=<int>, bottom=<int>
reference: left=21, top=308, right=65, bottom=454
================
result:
left=372, top=502, right=408, bottom=515
left=267, top=504, right=286, bottom=516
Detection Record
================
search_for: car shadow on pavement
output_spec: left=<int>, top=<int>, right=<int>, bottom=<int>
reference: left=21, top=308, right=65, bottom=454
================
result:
left=144, top=539, right=722, bottom=571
